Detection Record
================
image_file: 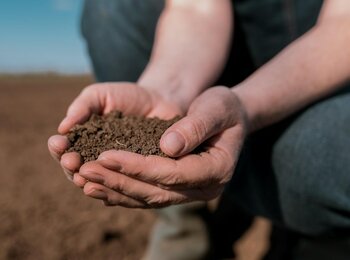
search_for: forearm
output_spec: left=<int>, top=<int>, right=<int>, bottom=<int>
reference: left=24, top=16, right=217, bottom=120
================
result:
left=233, top=2, right=350, bottom=132
left=138, top=0, right=233, bottom=111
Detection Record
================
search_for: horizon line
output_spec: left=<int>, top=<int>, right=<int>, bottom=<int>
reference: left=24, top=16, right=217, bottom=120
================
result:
left=0, top=71, right=93, bottom=77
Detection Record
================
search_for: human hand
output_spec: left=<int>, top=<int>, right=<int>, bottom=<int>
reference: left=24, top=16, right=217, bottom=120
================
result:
left=77, top=86, right=248, bottom=208
left=48, top=82, right=183, bottom=186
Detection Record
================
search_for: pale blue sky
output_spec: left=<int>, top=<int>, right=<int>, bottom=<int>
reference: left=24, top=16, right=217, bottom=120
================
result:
left=0, top=0, right=90, bottom=74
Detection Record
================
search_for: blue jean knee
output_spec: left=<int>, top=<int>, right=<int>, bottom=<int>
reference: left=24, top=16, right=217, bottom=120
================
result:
left=81, top=0, right=164, bottom=82
left=272, top=88, right=350, bottom=236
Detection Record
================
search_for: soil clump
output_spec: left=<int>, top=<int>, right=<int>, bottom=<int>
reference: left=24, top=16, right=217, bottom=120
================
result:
left=66, top=111, right=180, bottom=162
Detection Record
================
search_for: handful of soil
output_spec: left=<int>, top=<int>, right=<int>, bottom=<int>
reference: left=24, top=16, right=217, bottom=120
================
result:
left=66, top=111, right=180, bottom=163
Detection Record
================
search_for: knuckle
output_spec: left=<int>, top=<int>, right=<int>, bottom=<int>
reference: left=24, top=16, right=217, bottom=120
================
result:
left=146, top=193, right=170, bottom=207
left=186, top=117, right=208, bottom=145
left=107, top=177, right=125, bottom=193
left=83, top=83, right=99, bottom=93
left=104, top=195, right=116, bottom=206
left=144, top=157, right=181, bottom=187
left=80, top=84, right=103, bottom=100
left=160, top=171, right=183, bottom=188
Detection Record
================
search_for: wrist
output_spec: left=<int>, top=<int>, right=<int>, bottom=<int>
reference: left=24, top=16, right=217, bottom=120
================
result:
left=138, top=66, right=205, bottom=113
left=231, top=84, right=261, bottom=133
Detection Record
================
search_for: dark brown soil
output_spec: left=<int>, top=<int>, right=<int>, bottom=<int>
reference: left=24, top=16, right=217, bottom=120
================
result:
left=0, top=75, right=156, bottom=260
left=66, top=111, right=180, bottom=162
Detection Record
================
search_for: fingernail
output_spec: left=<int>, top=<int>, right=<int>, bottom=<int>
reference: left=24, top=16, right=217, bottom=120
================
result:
left=162, top=132, right=185, bottom=155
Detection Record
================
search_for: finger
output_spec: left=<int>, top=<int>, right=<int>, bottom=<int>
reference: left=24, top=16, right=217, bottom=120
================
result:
left=98, top=149, right=230, bottom=190
left=72, top=173, right=88, bottom=188
left=60, top=152, right=82, bottom=179
left=79, top=161, right=192, bottom=206
left=48, top=135, right=70, bottom=162
left=58, top=85, right=101, bottom=134
left=160, top=87, right=240, bottom=157
left=83, top=182, right=148, bottom=208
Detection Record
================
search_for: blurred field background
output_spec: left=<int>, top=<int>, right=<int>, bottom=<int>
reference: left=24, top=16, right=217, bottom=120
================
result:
left=0, top=74, right=270, bottom=259
left=0, top=74, right=155, bottom=259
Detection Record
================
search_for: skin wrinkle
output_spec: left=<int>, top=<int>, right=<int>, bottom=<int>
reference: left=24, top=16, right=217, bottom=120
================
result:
left=107, top=192, right=145, bottom=208
left=82, top=86, right=99, bottom=113
left=159, top=160, right=189, bottom=187
left=155, top=167, right=181, bottom=188
left=96, top=166, right=184, bottom=205
left=100, top=152, right=193, bottom=190
left=88, top=182, right=149, bottom=208
left=147, top=193, right=171, bottom=207
left=104, top=87, right=118, bottom=115
left=144, top=158, right=176, bottom=186
left=106, top=173, right=126, bottom=193
left=96, top=84, right=107, bottom=114
left=144, top=155, right=178, bottom=181
left=186, top=116, right=209, bottom=151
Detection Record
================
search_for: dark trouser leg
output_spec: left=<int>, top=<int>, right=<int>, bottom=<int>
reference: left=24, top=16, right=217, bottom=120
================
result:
left=229, top=86, right=350, bottom=259
left=81, top=0, right=163, bottom=82
left=272, top=87, right=350, bottom=260
left=272, top=89, right=350, bottom=236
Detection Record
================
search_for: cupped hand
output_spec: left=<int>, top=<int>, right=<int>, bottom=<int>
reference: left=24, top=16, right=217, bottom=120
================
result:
left=48, top=82, right=183, bottom=185
left=77, top=86, right=248, bottom=208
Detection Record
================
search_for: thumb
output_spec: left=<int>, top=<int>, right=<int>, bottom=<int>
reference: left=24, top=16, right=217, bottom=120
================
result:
left=160, top=87, right=239, bottom=157
left=58, top=85, right=101, bottom=134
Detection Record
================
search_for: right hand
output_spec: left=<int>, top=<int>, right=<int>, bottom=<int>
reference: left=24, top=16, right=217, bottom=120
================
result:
left=48, top=82, right=183, bottom=187
left=74, top=86, right=247, bottom=208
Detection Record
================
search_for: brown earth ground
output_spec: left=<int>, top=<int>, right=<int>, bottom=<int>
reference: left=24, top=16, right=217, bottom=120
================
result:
left=0, top=74, right=270, bottom=260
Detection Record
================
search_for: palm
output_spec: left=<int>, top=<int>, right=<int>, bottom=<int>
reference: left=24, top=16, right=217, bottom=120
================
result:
left=48, top=82, right=183, bottom=184
left=72, top=87, right=248, bottom=208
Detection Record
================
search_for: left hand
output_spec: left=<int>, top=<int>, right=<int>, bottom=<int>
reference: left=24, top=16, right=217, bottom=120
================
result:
left=78, top=87, right=248, bottom=208
left=47, top=82, right=183, bottom=186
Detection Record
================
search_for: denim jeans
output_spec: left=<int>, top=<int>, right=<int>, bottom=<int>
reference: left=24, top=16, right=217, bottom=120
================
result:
left=81, top=0, right=350, bottom=258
